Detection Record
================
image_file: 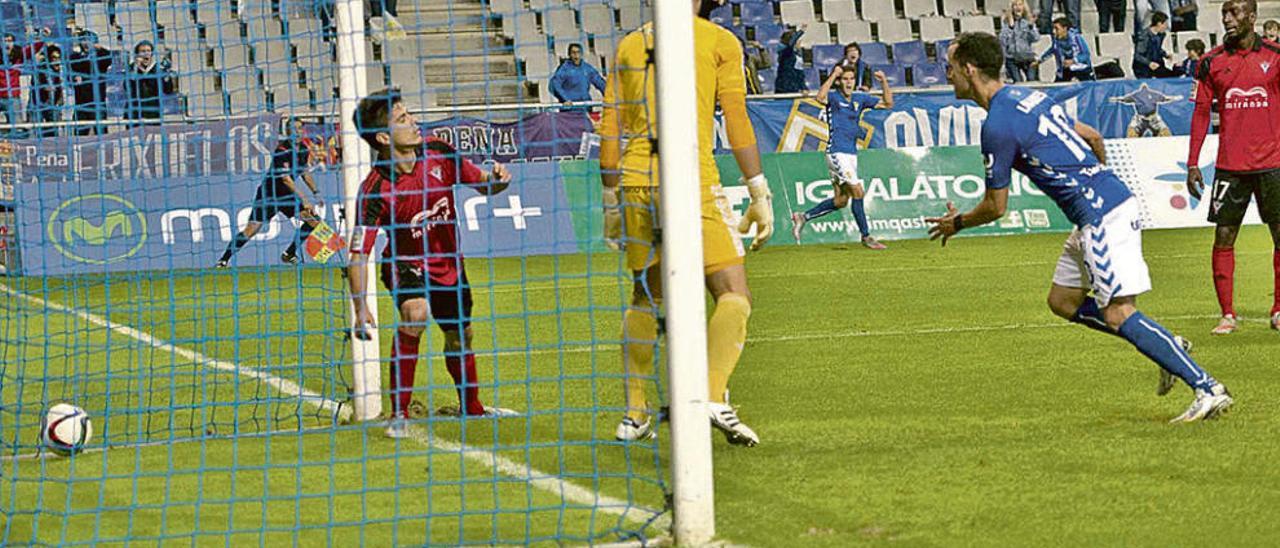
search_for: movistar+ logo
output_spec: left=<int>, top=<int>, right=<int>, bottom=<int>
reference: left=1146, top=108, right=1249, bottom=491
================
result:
left=47, top=194, right=148, bottom=264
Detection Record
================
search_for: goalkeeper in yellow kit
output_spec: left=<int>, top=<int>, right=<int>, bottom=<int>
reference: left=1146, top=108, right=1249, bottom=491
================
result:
left=598, top=0, right=773, bottom=446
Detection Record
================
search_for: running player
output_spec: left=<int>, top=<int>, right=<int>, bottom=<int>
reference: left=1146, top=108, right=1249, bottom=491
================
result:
left=216, top=117, right=323, bottom=267
left=348, top=88, right=517, bottom=438
left=598, top=0, right=772, bottom=445
left=928, top=32, right=1232, bottom=422
left=790, top=63, right=893, bottom=248
left=1187, top=0, right=1280, bottom=334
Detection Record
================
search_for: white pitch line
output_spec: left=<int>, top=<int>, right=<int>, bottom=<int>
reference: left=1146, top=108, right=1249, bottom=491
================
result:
left=0, top=282, right=669, bottom=532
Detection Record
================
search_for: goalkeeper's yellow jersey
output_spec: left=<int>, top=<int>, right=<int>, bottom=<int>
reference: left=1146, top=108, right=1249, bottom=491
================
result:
left=598, top=17, right=755, bottom=188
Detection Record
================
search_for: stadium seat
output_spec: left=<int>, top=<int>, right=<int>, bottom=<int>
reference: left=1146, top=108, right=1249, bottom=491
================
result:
left=1080, top=9, right=1100, bottom=34
left=919, top=17, right=956, bottom=43
left=709, top=4, right=734, bottom=26
left=489, top=0, right=524, bottom=16
left=860, top=0, right=896, bottom=22
left=941, top=0, right=980, bottom=16
left=893, top=40, right=928, bottom=65
left=804, top=66, right=822, bottom=90
left=758, top=67, right=777, bottom=93
left=878, top=19, right=913, bottom=43
left=502, top=11, right=539, bottom=40
left=754, top=23, right=785, bottom=47
left=821, top=0, right=858, bottom=23
left=529, top=0, right=560, bottom=10
left=618, top=3, right=648, bottom=31
left=904, top=0, right=939, bottom=18
left=780, top=0, right=817, bottom=25
left=836, top=20, right=872, bottom=43
left=740, top=3, right=775, bottom=26
left=728, top=24, right=750, bottom=42
left=1096, top=32, right=1132, bottom=59
left=798, top=22, right=833, bottom=48
left=544, top=7, right=580, bottom=39
left=932, top=38, right=952, bottom=63
left=582, top=4, right=616, bottom=34
left=812, top=44, right=846, bottom=70
left=860, top=42, right=889, bottom=65
left=873, top=63, right=906, bottom=86
left=958, top=15, right=995, bottom=33
left=912, top=62, right=947, bottom=87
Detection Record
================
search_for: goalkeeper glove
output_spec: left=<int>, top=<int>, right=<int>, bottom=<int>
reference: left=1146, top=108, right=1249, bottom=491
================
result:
left=736, top=173, right=773, bottom=252
left=603, top=186, right=622, bottom=251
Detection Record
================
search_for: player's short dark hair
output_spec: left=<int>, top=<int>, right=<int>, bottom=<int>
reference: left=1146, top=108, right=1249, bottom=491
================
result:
left=1151, top=11, right=1169, bottom=26
left=2, top=33, right=14, bottom=40
left=951, top=32, right=1003, bottom=81
left=568, top=42, right=582, bottom=53
left=354, top=87, right=402, bottom=150
left=1052, top=16, right=1071, bottom=29
left=1185, top=38, right=1206, bottom=53
left=134, top=40, right=153, bottom=54
left=844, top=42, right=861, bottom=55
left=1265, top=19, right=1280, bottom=31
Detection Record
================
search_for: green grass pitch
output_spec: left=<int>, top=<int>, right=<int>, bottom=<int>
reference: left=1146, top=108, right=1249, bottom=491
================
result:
left=3, top=225, right=1280, bottom=546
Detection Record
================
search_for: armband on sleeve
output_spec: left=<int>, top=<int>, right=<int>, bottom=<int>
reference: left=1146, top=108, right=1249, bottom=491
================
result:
left=349, top=227, right=379, bottom=255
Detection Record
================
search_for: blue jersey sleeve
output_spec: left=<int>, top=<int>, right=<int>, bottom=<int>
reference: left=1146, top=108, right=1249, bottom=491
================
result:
left=981, top=116, right=1017, bottom=191
left=826, top=89, right=842, bottom=105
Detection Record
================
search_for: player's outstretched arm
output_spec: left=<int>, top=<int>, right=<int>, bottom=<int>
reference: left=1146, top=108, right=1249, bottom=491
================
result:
left=1074, top=121, right=1106, bottom=163
left=346, top=250, right=376, bottom=340
left=473, top=162, right=511, bottom=195
left=874, top=70, right=893, bottom=109
left=814, top=65, right=842, bottom=104
left=925, top=188, right=1010, bottom=246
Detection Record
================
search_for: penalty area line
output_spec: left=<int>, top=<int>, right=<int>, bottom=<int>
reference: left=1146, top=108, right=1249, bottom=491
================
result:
left=0, top=282, right=669, bottom=532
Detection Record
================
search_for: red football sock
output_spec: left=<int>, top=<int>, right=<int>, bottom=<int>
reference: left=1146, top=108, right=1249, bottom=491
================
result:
left=1272, top=249, right=1280, bottom=314
left=1212, top=247, right=1236, bottom=317
left=390, top=332, right=420, bottom=418
left=446, top=353, right=485, bottom=415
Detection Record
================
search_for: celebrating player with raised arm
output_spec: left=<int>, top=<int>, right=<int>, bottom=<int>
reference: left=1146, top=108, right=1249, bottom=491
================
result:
left=348, top=89, right=517, bottom=438
left=1186, top=0, right=1280, bottom=334
left=598, top=0, right=772, bottom=445
left=790, top=62, right=893, bottom=248
left=927, top=33, right=1232, bottom=423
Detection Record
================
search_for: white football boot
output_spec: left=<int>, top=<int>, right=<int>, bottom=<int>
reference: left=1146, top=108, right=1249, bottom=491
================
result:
left=1211, top=314, right=1238, bottom=335
left=614, top=417, right=656, bottom=441
left=383, top=416, right=409, bottom=439
left=708, top=394, right=759, bottom=447
left=1271, top=312, right=1280, bottom=331
left=1171, top=383, right=1233, bottom=423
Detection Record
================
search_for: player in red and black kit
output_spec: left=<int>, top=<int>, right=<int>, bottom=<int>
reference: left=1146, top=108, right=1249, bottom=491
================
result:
left=1188, top=0, right=1280, bottom=334
left=348, top=89, right=517, bottom=437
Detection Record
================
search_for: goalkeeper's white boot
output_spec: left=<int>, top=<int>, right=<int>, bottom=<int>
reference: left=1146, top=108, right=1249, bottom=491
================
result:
left=1157, top=336, right=1193, bottom=396
left=708, top=401, right=759, bottom=447
left=383, top=416, right=409, bottom=439
left=615, top=417, right=656, bottom=441
left=1171, top=383, right=1233, bottom=423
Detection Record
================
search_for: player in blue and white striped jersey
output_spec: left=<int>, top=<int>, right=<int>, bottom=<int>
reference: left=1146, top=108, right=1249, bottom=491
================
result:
left=926, top=32, right=1233, bottom=423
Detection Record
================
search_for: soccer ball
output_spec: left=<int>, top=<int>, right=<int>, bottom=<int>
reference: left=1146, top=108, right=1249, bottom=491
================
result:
left=41, top=403, right=93, bottom=456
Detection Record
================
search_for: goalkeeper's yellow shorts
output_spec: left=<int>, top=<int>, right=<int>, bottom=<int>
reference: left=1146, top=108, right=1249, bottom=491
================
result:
left=621, top=185, right=745, bottom=275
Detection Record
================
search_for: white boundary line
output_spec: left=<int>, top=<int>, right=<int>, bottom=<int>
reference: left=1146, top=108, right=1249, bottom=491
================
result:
left=0, top=282, right=670, bottom=533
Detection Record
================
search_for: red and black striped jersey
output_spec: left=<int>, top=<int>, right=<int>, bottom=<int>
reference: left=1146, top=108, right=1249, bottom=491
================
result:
left=1190, top=38, right=1280, bottom=172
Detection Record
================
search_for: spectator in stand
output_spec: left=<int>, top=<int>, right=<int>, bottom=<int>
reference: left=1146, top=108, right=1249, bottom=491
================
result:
left=549, top=43, right=606, bottom=106
left=125, top=40, right=175, bottom=126
left=840, top=43, right=874, bottom=91
left=1170, top=0, right=1198, bottom=31
left=29, top=45, right=66, bottom=137
left=1265, top=19, right=1280, bottom=41
left=775, top=27, right=807, bottom=93
left=1096, top=0, right=1127, bottom=32
left=1037, top=0, right=1081, bottom=35
left=1001, top=0, right=1040, bottom=82
left=1177, top=38, right=1204, bottom=76
left=742, top=39, right=773, bottom=94
left=68, top=29, right=115, bottom=136
left=1134, top=0, right=1172, bottom=40
left=2, top=31, right=46, bottom=131
left=1134, top=11, right=1178, bottom=78
left=1037, top=17, right=1094, bottom=81
left=366, top=0, right=404, bottom=36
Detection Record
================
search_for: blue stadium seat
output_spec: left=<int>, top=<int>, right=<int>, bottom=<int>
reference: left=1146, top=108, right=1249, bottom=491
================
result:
left=804, top=66, right=822, bottom=90
left=893, top=40, right=928, bottom=65
left=754, top=22, right=784, bottom=47
left=932, top=39, right=953, bottom=63
left=859, top=42, right=889, bottom=65
left=912, top=62, right=947, bottom=87
left=728, top=24, right=749, bottom=42
left=811, top=44, right=845, bottom=70
left=710, top=4, right=734, bottom=26
left=740, top=3, right=775, bottom=25
left=873, top=63, right=906, bottom=86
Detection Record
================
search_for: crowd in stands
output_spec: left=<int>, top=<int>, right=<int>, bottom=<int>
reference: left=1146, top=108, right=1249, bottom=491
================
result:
left=0, top=21, right=175, bottom=137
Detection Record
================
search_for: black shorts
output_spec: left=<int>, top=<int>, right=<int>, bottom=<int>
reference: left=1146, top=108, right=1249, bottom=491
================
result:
left=248, top=181, right=301, bottom=224
left=1208, top=169, right=1280, bottom=225
left=380, top=262, right=473, bottom=331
